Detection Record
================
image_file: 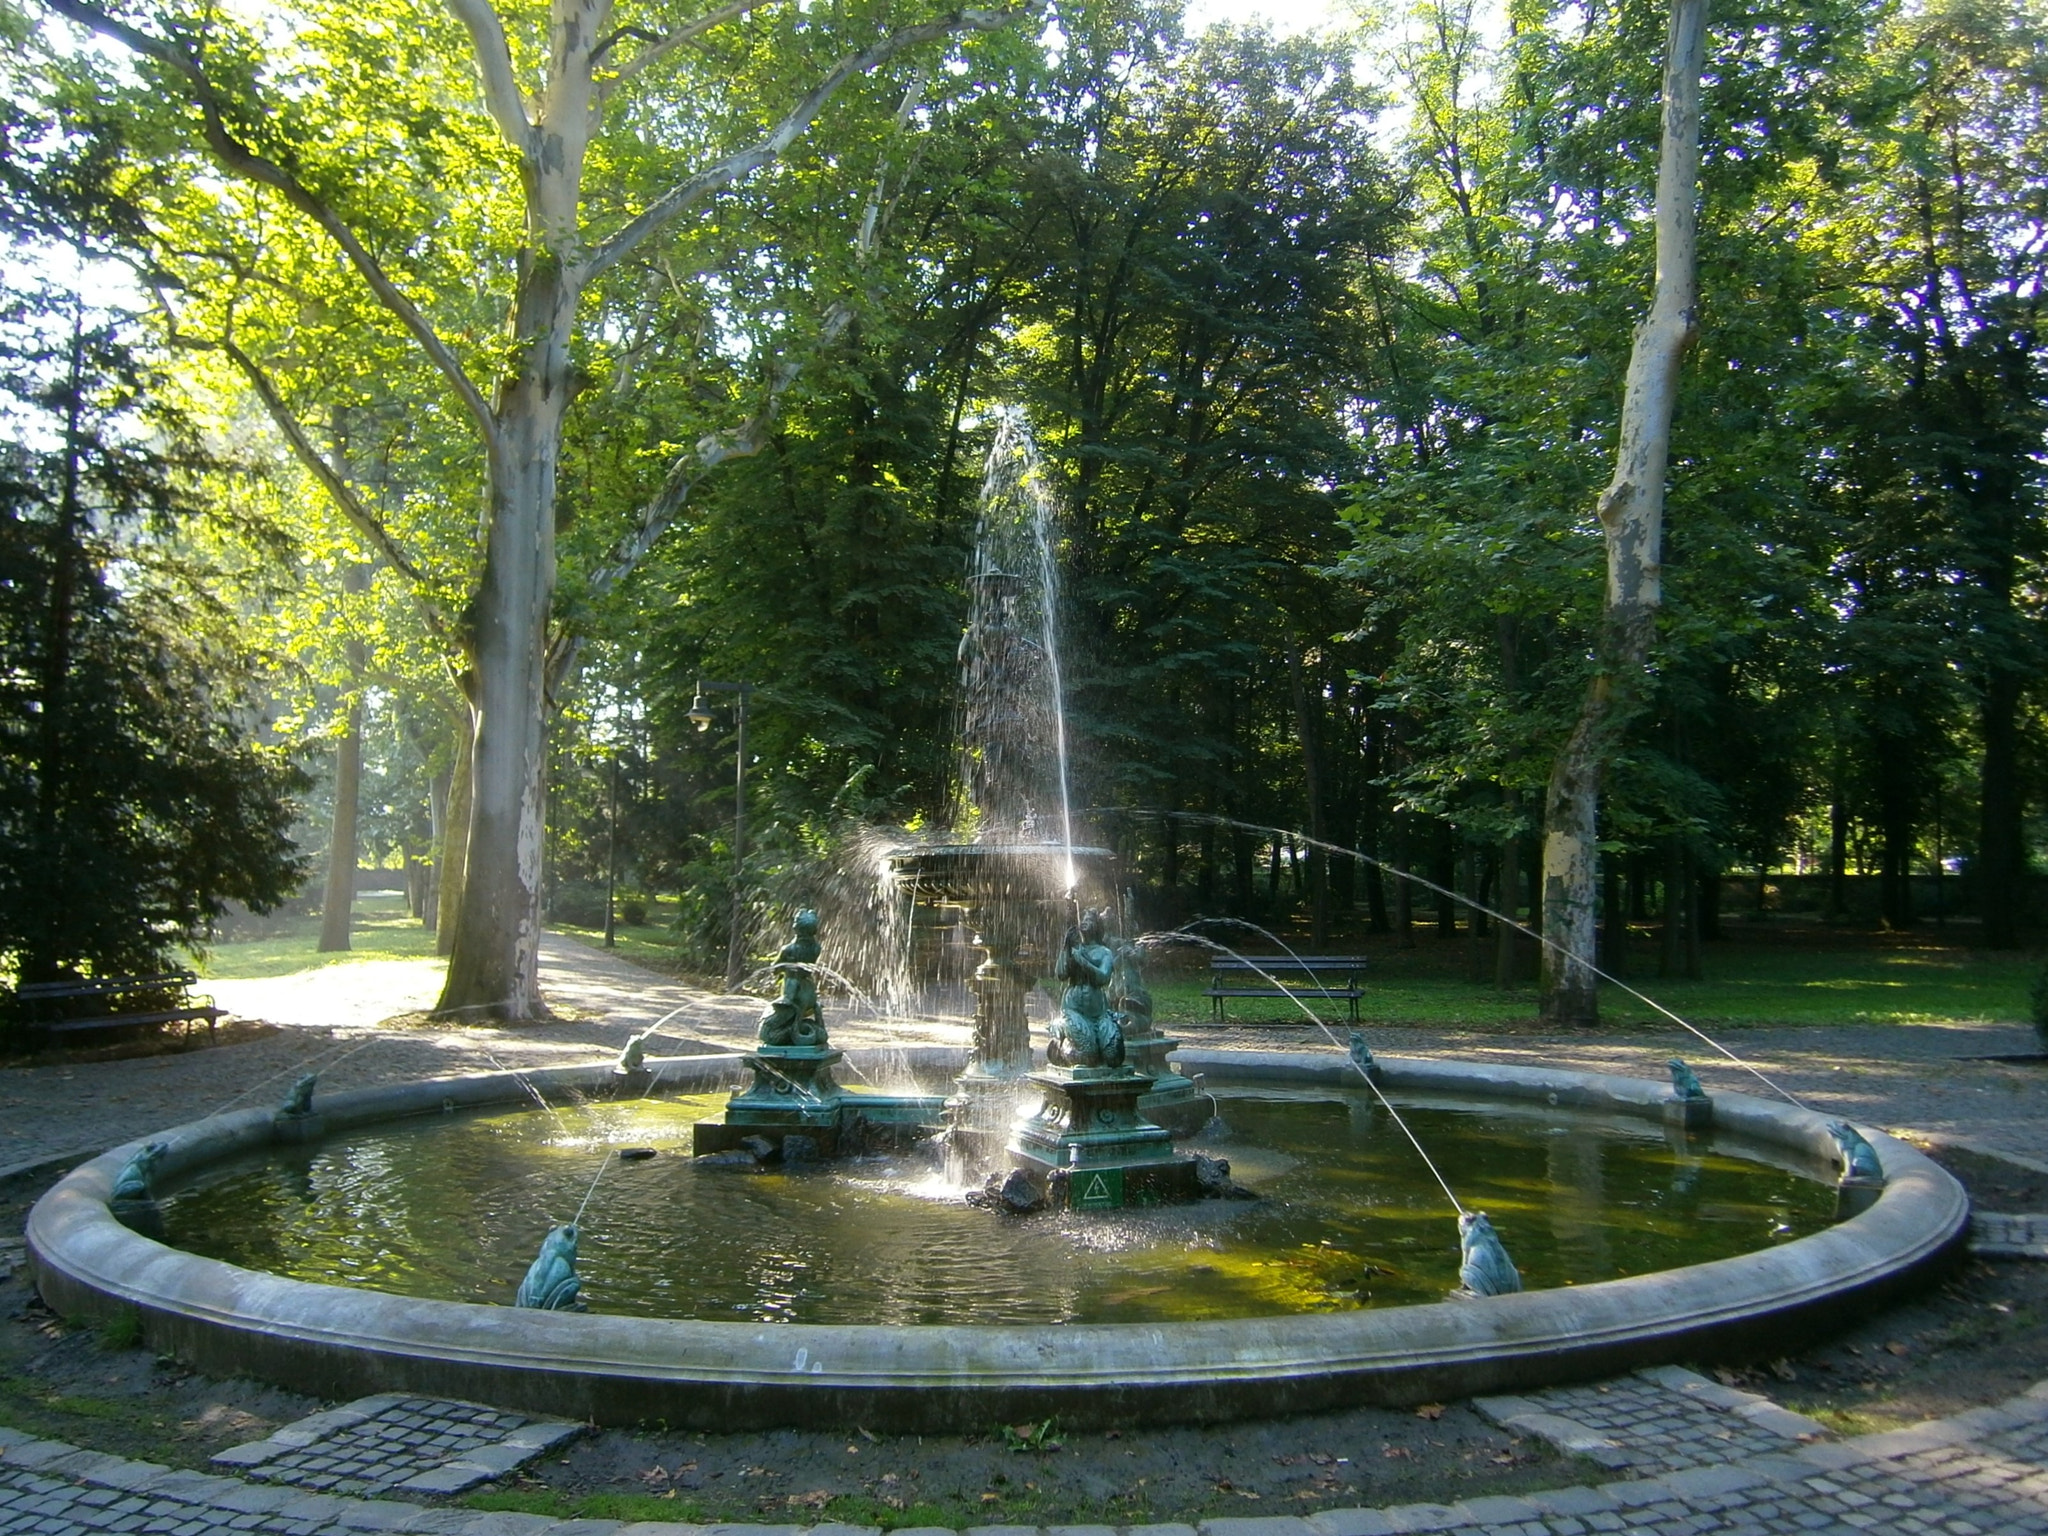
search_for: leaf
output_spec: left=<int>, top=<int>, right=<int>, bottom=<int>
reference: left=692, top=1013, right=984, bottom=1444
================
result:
left=1415, top=1402, right=1446, bottom=1420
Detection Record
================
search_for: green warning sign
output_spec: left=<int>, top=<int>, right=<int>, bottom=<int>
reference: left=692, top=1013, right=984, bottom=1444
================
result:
left=1073, top=1167, right=1124, bottom=1210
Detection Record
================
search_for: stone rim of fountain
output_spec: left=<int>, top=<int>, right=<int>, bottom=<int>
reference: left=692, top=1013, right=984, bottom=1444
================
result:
left=26, top=1048, right=1966, bottom=1431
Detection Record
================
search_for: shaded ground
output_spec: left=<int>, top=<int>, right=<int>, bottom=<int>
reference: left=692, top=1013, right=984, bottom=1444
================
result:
left=3, top=1145, right=2047, bottom=1527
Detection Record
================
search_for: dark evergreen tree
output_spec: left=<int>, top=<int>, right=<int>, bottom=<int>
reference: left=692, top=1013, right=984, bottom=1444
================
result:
left=0, top=296, right=306, bottom=993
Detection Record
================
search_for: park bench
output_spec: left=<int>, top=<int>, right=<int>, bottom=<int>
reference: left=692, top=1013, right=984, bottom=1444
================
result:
left=4, top=969, right=224, bottom=1049
left=1203, top=954, right=1366, bottom=1025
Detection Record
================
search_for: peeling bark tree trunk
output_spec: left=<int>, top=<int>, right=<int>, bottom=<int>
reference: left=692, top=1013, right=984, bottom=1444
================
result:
left=316, top=697, right=363, bottom=953
left=1539, top=0, right=1707, bottom=1028
left=436, top=707, right=473, bottom=958
left=317, top=562, right=372, bottom=954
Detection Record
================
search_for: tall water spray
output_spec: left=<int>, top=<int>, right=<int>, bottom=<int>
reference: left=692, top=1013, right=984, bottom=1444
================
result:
left=962, top=409, right=1078, bottom=891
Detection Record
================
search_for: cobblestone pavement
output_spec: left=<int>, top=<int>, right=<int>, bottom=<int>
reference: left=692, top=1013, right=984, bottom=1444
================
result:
left=209, top=1396, right=583, bottom=1499
left=4, top=1378, right=2048, bottom=1534
left=1474, top=1366, right=1831, bottom=1474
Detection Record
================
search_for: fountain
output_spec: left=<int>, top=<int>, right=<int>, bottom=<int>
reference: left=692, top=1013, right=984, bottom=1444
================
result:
left=20, top=408, right=1971, bottom=1430
left=888, top=412, right=1205, bottom=1182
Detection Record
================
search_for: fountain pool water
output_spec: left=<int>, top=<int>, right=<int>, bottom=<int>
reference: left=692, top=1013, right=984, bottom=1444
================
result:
left=153, top=1087, right=1838, bottom=1325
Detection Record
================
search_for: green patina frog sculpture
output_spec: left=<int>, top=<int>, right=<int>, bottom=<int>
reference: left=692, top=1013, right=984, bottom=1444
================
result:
left=1828, top=1120, right=1884, bottom=1183
left=111, top=1141, right=167, bottom=1203
left=516, top=1224, right=585, bottom=1310
left=1456, top=1210, right=1522, bottom=1296
left=757, top=910, right=827, bottom=1048
left=279, top=1073, right=318, bottom=1118
left=614, top=1029, right=654, bottom=1075
left=1048, top=908, right=1124, bottom=1071
left=1668, top=1059, right=1707, bottom=1101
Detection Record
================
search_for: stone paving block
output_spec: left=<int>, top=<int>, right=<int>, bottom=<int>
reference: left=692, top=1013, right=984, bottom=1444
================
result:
left=1444, top=1494, right=1541, bottom=1523
left=1122, top=1524, right=1199, bottom=1536
left=612, top=1525, right=707, bottom=1536
left=1521, top=1485, right=1618, bottom=1519
left=1200, top=1519, right=1315, bottom=1536
left=1657, top=1464, right=1768, bottom=1498
left=959, top=1526, right=1038, bottom=1536
left=805, top=1524, right=885, bottom=1536
left=1304, top=1508, right=1397, bottom=1536
left=389, top=1463, right=497, bottom=1497
left=701, top=1524, right=805, bottom=1536
left=447, top=1513, right=559, bottom=1536
left=1373, top=1502, right=1471, bottom=1532
left=1044, top=1523, right=1119, bottom=1536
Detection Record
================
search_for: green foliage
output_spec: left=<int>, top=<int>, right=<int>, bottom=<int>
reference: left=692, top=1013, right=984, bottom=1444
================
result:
left=0, top=295, right=306, bottom=989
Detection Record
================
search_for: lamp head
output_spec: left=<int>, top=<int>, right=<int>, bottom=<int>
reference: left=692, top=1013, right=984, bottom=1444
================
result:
left=687, top=692, right=713, bottom=731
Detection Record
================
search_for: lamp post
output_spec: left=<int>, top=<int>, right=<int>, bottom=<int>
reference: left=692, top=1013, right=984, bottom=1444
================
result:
left=602, top=750, right=620, bottom=949
left=687, top=679, right=753, bottom=989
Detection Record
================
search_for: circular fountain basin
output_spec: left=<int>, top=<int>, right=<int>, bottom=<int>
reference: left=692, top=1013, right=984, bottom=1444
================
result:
left=27, top=1048, right=1965, bottom=1430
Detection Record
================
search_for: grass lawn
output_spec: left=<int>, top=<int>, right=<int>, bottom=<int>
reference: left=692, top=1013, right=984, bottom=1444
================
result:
left=1142, top=923, right=2038, bottom=1031
left=192, top=891, right=442, bottom=981
left=197, top=889, right=2037, bottom=1033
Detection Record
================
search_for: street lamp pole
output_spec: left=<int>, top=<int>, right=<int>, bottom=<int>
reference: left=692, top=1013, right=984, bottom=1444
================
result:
left=602, top=750, right=620, bottom=949
left=688, top=679, right=753, bottom=989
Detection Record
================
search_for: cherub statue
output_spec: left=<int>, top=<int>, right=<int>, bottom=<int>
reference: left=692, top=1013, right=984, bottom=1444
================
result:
left=1348, top=1030, right=1378, bottom=1077
left=111, top=1142, right=166, bottom=1204
left=1457, top=1211, right=1522, bottom=1296
left=515, top=1224, right=585, bottom=1311
left=757, top=910, right=827, bottom=1048
left=1828, top=1121, right=1884, bottom=1183
left=614, top=1030, right=654, bottom=1075
left=1048, top=908, right=1124, bottom=1071
left=279, top=1073, right=318, bottom=1118
left=1668, top=1059, right=1706, bottom=1101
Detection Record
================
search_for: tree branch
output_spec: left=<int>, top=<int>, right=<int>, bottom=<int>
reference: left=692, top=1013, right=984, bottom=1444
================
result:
left=444, top=0, right=536, bottom=155
left=43, top=0, right=502, bottom=451
left=599, top=0, right=774, bottom=100
left=581, top=6, right=1017, bottom=282
left=214, top=335, right=449, bottom=638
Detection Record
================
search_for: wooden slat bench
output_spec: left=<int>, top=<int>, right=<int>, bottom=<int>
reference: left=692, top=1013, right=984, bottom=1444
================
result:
left=1204, top=955, right=1366, bottom=1025
left=6, top=969, right=224, bottom=1049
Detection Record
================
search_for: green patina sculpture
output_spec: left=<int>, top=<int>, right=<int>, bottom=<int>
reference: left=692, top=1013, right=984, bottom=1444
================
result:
left=1457, top=1211, right=1522, bottom=1297
left=1348, top=1030, right=1377, bottom=1076
left=1668, top=1059, right=1707, bottom=1101
left=614, top=1029, right=654, bottom=1075
left=111, top=1141, right=166, bottom=1203
left=516, top=1224, right=585, bottom=1310
left=1049, top=908, right=1124, bottom=1071
left=1108, top=934, right=1153, bottom=1037
left=279, top=1073, right=318, bottom=1118
left=758, top=909, right=827, bottom=1048
left=1828, top=1120, right=1884, bottom=1182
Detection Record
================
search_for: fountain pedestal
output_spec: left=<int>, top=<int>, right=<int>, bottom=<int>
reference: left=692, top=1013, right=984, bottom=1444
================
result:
left=692, top=1048, right=941, bottom=1159
left=1122, top=1024, right=1206, bottom=1135
left=1008, top=1068, right=1201, bottom=1209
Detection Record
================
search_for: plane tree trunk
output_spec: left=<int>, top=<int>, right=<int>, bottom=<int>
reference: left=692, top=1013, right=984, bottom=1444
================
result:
left=1538, top=0, right=1707, bottom=1027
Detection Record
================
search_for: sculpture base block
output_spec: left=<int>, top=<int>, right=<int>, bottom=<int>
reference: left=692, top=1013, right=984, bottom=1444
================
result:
left=271, top=1112, right=325, bottom=1146
left=1663, top=1095, right=1712, bottom=1132
left=1007, top=1069, right=1202, bottom=1210
left=1124, top=1031, right=1208, bottom=1135
left=692, top=1046, right=942, bottom=1160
